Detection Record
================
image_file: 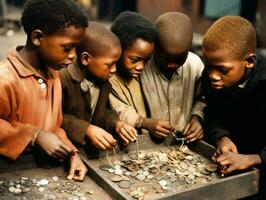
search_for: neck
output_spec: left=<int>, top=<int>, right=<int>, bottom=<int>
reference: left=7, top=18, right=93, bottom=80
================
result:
left=19, top=42, right=48, bottom=77
left=238, top=68, right=254, bottom=85
left=117, top=65, right=132, bottom=81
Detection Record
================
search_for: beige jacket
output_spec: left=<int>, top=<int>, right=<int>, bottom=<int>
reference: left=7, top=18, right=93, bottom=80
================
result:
left=109, top=74, right=146, bottom=128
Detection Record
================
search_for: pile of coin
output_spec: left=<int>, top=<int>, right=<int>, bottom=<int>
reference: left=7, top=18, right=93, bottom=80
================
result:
left=99, top=145, right=219, bottom=199
left=0, top=176, right=90, bottom=200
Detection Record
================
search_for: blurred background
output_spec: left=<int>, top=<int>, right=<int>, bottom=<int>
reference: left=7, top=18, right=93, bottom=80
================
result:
left=0, top=0, right=265, bottom=59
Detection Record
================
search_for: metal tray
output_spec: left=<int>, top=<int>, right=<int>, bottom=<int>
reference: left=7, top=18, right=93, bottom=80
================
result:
left=81, top=135, right=259, bottom=200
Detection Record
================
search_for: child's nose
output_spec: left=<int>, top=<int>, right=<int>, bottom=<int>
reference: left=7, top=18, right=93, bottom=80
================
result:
left=136, top=63, right=144, bottom=71
left=110, top=64, right=117, bottom=73
left=68, top=49, right=77, bottom=60
left=209, top=71, right=221, bottom=81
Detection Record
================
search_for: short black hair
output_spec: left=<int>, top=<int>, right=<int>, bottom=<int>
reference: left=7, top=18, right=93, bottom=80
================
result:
left=111, top=11, right=158, bottom=49
left=76, top=22, right=121, bottom=58
left=21, top=0, right=88, bottom=36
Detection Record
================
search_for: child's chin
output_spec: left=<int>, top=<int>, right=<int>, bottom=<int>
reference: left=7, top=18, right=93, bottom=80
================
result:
left=211, top=84, right=223, bottom=89
left=131, top=73, right=140, bottom=78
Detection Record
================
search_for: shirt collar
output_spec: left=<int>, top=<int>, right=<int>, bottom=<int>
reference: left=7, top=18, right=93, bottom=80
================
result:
left=152, top=55, right=182, bottom=76
left=7, top=46, right=54, bottom=80
left=7, top=46, right=37, bottom=78
left=67, top=60, right=85, bottom=83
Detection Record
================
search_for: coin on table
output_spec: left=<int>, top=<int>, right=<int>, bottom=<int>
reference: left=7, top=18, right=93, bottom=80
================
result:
left=99, top=164, right=112, bottom=171
left=110, top=175, right=123, bottom=182
left=118, top=180, right=131, bottom=189
left=206, top=164, right=217, bottom=172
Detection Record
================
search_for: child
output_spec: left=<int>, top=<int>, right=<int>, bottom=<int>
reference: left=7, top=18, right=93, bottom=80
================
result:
left=0, top=0, right=88, bottom=181
left=108, top=11, right=158, bottom=137
left=140, top=12, right=205, bottom=142
left=202, top=16, right=266, bottom=198
left=60, top=22, right=137, bottom=151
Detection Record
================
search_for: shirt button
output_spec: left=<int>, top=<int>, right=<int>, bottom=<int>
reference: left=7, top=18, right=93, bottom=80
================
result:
left=40, top=83, right=46, bottom=89
left=38, top=78, right=44, bottom=84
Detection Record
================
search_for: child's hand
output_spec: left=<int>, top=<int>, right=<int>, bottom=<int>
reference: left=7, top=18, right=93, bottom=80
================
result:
left=183, top=115, right=204, bottom=143
left=213, top=137, right=238, bottom=161
left=67, top=153, right=87, bottom=181
left=36, top=130, right=74, bottom=159
left=141, top=118, right=174, bottom=139
left=216, top=152, right=261, bottom=174
left=116, top=121, right=138, bottom=144
left=86, top=125, right=117, bottom=150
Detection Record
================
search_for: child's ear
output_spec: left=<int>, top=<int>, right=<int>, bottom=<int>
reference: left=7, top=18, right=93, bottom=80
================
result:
left=245, top=53, right=256, bottom=69
left=80, top=52, right=92, bottom=66
left=31, top=30, right=44, bottom=46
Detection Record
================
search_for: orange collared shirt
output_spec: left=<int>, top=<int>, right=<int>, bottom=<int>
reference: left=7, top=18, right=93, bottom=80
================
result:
left=0, top=46, right=77, bottom=160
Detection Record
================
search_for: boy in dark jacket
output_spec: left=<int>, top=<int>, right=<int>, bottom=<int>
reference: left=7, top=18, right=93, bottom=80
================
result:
left=60, top=22, right=137, bottom=153
left=203, top=16, right=266, bottom=199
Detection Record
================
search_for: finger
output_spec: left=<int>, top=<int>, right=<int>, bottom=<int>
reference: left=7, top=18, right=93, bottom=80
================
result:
left=183, top=123, right=191, bottom=135
left=219, top=159, right=231, bottom=166
left=199, top=132, right=204, bottom=140
left=119, top=133, right=129, bottom=144
left=184, top=130, right=198, bottom=142
left=232, top=146, right=238, bottom=153
left=73, top=168, right=87, bottom=181
left=99, top=138, right=113, bottom=150
left=103, top=134, right=117, bottom=146
left=130, top=127, right=138, bottom=138
left=120, top=126, right=135, bottom=142
left=160, top=121, right=172, bottom=130
left=154, top=131, right=168, bottom=138
left=93, top=139, right=107, bottom=150
left=60, top=143, right=75, bottom=156
left=225, top=165, right=235, bottom=174
left=67, top=163, right=76, bottom=180
left=54, top=150, right=68, bottom=160
left=157, top=126, right=172, bottom=135
left=212, top=151, right=219, bottom=162
left=186, top=129, right=203, bottom=142
left=184, top=123, right=199, bottom=137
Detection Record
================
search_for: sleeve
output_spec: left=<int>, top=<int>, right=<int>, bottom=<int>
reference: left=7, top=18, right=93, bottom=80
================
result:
left=0, top=88, right=37, bottom=160
left=109, top=78, right=140, bottom=127
left=92, top=82, right=120, bottom=133
left=60, top=69, right=89, bottom=145
left=259, top=148, right=266, bottom=167
left=190, top=56, right=205, bottom=120
left=61, top=114, right=89, bottom=145
left=54, top=126, right=78, bottom=152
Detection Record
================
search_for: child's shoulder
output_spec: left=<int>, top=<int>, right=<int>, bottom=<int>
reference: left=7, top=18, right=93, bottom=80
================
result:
left=109, top=74, right=125, bottom=86
left=186, top=51, right=203, bottom=64
left=0, top=58, right=18, bottom=85
left=184, top=51, right=204, bottom=73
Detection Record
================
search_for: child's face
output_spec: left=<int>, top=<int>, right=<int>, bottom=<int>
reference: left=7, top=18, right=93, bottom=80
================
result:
left=154, top=43, right=188, bottom=73
left=84, top=46, right=121, bottom=81
left=121, top=38, right=154, bottom=78
left=203, top=49, right=255, bottom=89
left=37, top=26, right=86, bottom=70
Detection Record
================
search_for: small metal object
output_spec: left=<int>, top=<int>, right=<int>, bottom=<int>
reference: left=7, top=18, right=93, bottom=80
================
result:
left=118, top=180, right=131, bottom=189
left=171, top=130, right=185, bottom=149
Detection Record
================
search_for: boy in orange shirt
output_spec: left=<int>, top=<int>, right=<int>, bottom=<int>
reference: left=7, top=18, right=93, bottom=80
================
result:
left=0, top=0, right=88, bottom=181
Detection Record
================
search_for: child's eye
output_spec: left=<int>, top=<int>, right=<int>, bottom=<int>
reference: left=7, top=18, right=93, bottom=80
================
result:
left=106, top=63, right=113, bottom=68
left=220, top=68, right=230, bottom=75
left=63, top=46, right=73, bottom=53
left=130, top=58, right=137, bottom=64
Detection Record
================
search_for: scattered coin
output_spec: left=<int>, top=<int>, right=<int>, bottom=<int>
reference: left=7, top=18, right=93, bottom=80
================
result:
left=118, top=180, right=131, bottom=189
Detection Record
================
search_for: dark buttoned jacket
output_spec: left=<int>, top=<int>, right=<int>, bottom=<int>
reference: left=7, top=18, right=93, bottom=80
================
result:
left=59, top=62, right=119, bottom=145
